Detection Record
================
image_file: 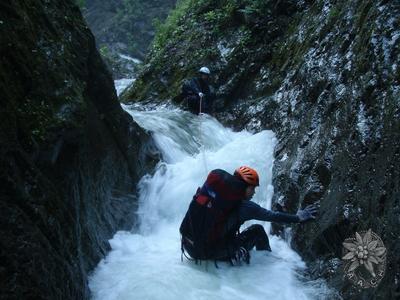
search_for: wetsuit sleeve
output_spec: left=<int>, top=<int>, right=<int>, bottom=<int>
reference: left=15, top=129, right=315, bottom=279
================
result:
left=237, top=200, right=300, bottom=223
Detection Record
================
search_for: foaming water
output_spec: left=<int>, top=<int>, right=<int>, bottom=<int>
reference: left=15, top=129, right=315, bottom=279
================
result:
left=89, top=105, right=334, bottom=300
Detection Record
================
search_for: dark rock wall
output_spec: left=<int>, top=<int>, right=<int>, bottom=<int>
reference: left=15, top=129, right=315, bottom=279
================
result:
left=226, top=1, right=400, bottom=298
left=124, top=0, right=399, bottom=298
left=0, top=0, right=150, bottom=299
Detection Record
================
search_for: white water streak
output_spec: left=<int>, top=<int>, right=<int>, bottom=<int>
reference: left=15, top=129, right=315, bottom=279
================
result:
left=115, top=79, right=135, bottom=96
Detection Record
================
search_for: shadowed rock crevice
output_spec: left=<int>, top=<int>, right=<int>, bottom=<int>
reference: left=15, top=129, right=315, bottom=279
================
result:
left=0, top=0, right=153, bottom=299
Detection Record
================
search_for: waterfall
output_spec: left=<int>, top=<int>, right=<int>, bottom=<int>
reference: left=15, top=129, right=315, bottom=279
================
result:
left=89, top=105, right=335, bottom=300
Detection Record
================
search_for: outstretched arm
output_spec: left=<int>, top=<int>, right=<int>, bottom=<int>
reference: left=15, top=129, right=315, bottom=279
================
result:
left=237, top=201, right=300, bottom=223
left=237, top=201, right=318, bottom=224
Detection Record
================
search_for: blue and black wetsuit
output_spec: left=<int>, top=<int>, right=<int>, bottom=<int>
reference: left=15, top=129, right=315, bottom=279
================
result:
left=181, top=77, right=215, bottom=114
left=212, top=200, right=300, bottom=260
left=180, top=169, right=300, bottom=262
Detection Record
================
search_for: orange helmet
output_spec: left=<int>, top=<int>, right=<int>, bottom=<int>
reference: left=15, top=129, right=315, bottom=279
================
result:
left=234, top=166, right=259, bottom=186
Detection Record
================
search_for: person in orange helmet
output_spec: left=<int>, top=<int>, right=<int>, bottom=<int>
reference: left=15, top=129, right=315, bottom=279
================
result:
left=180, top=167, right=318, bottom=265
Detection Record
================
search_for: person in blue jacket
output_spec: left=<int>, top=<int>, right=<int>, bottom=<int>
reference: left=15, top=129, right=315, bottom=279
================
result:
left=180, top=166, right=318, bottom=265
left=181, top=66, right=215, bottom=115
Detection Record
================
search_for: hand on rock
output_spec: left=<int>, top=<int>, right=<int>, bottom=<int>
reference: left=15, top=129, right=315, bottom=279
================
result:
left=296, top=204, right=319, bottom=222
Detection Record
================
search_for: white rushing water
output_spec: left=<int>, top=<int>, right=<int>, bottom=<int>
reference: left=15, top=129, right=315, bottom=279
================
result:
left=89, top=105, right=333, bottom=300
left=115, top=79, right=135, bottom=96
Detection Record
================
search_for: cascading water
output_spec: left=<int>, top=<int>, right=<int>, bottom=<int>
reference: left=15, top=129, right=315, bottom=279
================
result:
left=89, top=105, right=335, bottom=300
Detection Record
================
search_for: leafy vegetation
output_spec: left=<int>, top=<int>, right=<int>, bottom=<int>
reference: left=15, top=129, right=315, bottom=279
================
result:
left=113, top=0, right=176, bottom=56
left=124, top=0, right=291, bottom=101
left=75, top=0, right=86, bottom=9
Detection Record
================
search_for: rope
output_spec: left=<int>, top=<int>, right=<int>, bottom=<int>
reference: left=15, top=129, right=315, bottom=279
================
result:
left=198, top=94, right=209, bottom=177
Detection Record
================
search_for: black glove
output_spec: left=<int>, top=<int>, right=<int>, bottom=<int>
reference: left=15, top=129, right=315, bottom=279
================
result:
left=296, top=204, right=318, bottom=222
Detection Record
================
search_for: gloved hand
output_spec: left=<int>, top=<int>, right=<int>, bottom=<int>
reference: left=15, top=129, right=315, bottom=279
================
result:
left=198, top=92, right=204, bottom=98
left=296, top=204, right=318, bottom=222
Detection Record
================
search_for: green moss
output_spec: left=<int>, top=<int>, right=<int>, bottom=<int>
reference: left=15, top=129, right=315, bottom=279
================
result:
left=124, top=0, right=227, bottom=100
left=131, top=0, right=383, bottom=103
left=351, top=1, right=377, bottom=75
left=328, top=5, right=341, bottom=21
left=152, top=0, right=192, bottom=52
left=356, top=0, right=373, bottom=31
left=99, top=45, right=110, bottom=57
left=75, top=0, right=86, bottom=9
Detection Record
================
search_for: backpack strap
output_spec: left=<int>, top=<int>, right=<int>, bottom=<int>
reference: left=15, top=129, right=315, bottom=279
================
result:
left=181, top=235, right=197, bottom=262
left=181, top=188, right=208, bottom=262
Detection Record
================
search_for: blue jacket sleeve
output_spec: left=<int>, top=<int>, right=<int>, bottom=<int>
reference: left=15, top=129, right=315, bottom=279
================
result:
left=237, top=200, right=300, bottom=224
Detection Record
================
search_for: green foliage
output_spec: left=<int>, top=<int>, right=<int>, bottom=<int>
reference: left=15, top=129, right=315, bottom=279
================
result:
left=151, top=0, right=238, bottom=58
left=238, top=0, right=270, bottom=16
left=131, top=0, right=287, bottom=101
left=89, top=0, right=176, bottom=61
left=132, top=0, right=244, bottom=100
left=117, top=0, right=144, bottom=21
left=203, top=10, right=222, bottom=23
left=75, top=0, right=86, bottom=9
left=203, top=5, right=235, bottom=33
left=328, top=5, right=341, bottom=20
left=152, top=0, right=192, bottom=52
left=99, top=45, right=118, bottom=71
left=115, top=0, right=147, bottom=44
left=99, top=45, right=110, bottom=57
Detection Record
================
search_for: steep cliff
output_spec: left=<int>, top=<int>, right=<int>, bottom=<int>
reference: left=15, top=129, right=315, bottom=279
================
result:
left=0, top=0, right=151, bottom=299
left=123, top=0, right=399, bottom=298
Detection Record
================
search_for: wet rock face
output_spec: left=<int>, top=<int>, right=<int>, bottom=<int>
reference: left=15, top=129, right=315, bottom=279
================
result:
left=233, top=5, right=398, bottom=300
left=0, top=0, right=150, bottom=299
left=235, top=3, right=398, bottom=299
left=227, top=1, right=400, bottom=298
left=126, top=0, right=399, bottom=297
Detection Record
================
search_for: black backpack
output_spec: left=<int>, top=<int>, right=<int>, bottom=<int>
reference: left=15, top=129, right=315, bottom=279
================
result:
left=179, top=169, right=246, bottom=260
